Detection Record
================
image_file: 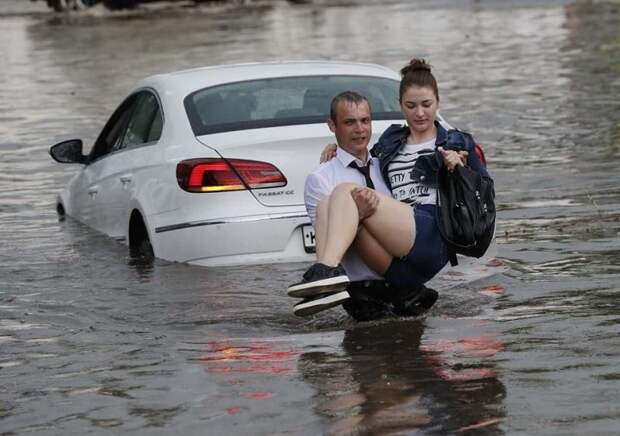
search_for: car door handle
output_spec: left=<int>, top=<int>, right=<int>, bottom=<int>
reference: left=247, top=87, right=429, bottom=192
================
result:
left=120, top=176, right=132, bottom=184
left=88, top=187, right=98, bottom=197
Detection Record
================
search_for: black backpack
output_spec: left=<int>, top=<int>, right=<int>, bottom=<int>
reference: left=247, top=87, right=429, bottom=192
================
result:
left=436, top=164, right=496, bottom=266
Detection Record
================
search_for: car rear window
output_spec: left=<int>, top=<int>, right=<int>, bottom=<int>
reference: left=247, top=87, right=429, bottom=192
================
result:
left=184, top=75, right=403, bottom=135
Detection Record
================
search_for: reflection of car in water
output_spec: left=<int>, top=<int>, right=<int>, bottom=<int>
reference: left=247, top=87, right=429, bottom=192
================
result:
left=36, top=0, right=231, bottom=12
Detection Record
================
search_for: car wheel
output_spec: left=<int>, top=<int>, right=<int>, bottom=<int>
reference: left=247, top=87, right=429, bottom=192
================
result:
left=129, top=211, right=154, bottom=259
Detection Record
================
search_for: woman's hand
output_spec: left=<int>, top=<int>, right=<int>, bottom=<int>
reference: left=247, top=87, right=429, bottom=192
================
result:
left=438, top=146, right=468, bottom=172
left=320, top=143, right=338, bottom=163
left=351, top=187, right=379, bottom=220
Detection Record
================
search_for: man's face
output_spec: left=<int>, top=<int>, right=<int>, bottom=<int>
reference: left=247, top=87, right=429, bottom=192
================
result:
left=328, top=100, right=372, bottom=160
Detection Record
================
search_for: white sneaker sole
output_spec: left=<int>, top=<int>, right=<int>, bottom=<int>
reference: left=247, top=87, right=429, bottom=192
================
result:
left=293, top=291, right=351, bottom=317
left=287, top=275, right=350, bottom=298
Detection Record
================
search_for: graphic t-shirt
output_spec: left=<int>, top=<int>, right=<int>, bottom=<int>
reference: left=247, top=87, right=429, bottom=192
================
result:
left=387, top=137, right=437, bottom=206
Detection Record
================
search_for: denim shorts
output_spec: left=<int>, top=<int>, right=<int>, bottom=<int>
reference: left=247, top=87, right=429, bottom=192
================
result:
left=384, top=204, right=449, bottom=287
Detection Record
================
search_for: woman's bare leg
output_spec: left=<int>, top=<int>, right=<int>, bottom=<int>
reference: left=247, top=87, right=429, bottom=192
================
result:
left=358, top=191, right=416, bottom=257
left=314, top=199, right=329, bottom=261
left=318, top=183, right=360, bottom=266
left=317, top=195, right=392, bottom=274
left=352, top=227, right=394, bottom=275
left=319, top=183, right=415, bottom=268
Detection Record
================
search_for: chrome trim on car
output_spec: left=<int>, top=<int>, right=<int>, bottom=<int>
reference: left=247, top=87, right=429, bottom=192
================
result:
left=155, top=212, right=310, bottom=233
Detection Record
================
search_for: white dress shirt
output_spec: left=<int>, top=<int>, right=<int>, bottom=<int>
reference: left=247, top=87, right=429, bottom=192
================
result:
left=304, top=147, right=392, bottom=281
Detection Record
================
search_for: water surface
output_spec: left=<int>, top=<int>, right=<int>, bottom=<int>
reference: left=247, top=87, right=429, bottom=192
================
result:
left=1, top=0, right=619, bottom=434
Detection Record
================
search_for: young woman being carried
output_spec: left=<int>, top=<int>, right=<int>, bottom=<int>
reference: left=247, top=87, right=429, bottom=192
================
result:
left=288, top=58, right=491, bottom=312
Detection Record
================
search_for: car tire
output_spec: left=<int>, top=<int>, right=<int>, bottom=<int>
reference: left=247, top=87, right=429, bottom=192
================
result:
left=129, top=211, right=154, bottom=259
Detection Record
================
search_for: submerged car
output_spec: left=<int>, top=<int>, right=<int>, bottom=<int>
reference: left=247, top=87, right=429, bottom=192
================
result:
left=50, top=60, right=412, bottom=266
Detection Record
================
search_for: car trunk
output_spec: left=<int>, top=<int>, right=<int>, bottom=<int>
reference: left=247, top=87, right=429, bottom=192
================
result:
left=197, top=122, right=395, bottom=207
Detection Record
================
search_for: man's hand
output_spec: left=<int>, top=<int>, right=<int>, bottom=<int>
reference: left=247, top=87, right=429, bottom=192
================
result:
left=438, top=146, right=468, bottom=172
left=320, top=143, right=338, bottom=163
left=351, top=187, right=379, bottom=220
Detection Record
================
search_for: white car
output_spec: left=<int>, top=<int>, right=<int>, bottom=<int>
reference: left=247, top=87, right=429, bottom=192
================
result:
left=50, top=61, right=411, bottom=266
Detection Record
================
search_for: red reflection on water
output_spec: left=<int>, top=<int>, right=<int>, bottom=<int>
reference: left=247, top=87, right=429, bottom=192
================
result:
left=421, top=336, right=501, bottom=357
left=210, top=365, right=292, bottom=375
left=201, top=340, right=296, bottom=410
left=479, top=283, right=505, bottom=294
left=436, top=367, right=497, bottom=381
left=244, top=391, right=273, bottom=400
left=225, top=378, right=256, bottom=386
left=456, top=417, right=501, bottom=432
left=420, top=336, right=502, bottom=381
left=459, top=336, right=502, bottom=357
left=485, top=258, right=504, bottom=267
left=199, top=340, right=299, bottom=376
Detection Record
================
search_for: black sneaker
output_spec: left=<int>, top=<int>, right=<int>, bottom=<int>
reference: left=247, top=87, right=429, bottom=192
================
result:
left=293, top=290, right=350, bottom=317
left=394, top=285, right=438, bottom=317
left=287, top=263, right=349, bottom=298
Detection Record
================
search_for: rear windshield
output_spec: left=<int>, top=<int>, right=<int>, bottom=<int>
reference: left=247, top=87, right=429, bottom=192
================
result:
left=184, top=75, right=403, bottom=135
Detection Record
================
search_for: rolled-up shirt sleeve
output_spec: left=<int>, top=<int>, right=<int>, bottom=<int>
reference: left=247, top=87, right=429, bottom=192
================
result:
left=304, top=171, right=330, bottom=226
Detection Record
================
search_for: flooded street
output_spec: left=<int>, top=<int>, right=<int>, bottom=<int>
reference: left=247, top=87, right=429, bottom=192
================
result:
left=1, top=0, right=620, bottom=434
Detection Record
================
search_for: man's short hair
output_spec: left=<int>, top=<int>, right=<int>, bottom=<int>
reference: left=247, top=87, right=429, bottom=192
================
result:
left=329, top=91, right=371, bottom=122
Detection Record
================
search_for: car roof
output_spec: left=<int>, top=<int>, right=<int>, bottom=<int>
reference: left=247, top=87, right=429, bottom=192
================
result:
left=138, top=60, right=400, bottom=97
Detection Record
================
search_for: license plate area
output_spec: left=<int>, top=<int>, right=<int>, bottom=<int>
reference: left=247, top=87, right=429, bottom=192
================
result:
left=302, top=224, right=316, bottom=253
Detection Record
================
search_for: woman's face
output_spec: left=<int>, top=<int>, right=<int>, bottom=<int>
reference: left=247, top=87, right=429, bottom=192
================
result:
left=400, top=85, right=439, bottom=136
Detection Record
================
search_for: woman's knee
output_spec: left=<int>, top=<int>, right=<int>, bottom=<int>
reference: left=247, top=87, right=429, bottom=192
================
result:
left=332, top=182, right=359, bottom=194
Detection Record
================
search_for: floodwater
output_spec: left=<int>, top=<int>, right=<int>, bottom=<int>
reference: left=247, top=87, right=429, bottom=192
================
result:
left=1, top=0, right=620, bottom=434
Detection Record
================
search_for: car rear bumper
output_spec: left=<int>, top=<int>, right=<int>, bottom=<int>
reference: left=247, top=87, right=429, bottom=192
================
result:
left=152, top=211, right=315, bottom=266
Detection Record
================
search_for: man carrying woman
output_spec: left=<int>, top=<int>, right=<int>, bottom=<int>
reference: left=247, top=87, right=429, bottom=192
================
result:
left=288, top=59, right=491, bottom=319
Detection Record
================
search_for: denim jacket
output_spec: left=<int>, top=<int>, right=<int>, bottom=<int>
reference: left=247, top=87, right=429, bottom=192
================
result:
left=370, top=121, right=491, bottom=190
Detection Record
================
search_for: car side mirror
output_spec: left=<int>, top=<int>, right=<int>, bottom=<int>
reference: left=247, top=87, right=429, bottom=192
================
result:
left=49, top=139, right=86, bottom=164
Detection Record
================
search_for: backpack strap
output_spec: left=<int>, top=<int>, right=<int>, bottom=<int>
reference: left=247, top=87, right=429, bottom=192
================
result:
left=448, top=247, right=458, bottom=267
left=435, top=176, right=459, bottom=267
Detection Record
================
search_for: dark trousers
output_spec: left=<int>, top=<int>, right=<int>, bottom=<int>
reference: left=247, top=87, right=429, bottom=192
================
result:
left=343, top=280, right=437, bottom=322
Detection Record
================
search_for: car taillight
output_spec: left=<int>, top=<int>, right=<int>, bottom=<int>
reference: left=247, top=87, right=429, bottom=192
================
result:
left=176, top=158, right=287, bottom=193
left=474, top=144, right=487, bottom=167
